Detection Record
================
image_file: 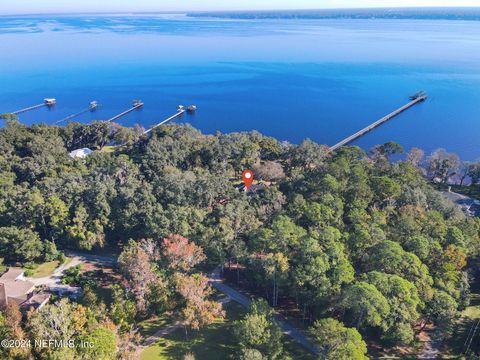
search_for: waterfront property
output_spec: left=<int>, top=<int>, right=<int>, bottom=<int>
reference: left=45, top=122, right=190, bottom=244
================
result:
left=1, top=15, right=480, bottom=160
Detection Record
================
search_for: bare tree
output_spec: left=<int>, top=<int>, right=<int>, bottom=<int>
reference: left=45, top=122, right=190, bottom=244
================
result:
left=407, top=147, right=425, bottom=167
left=426, top=149, right=460, bottom=183
left=252, top=161, right=285, bottom=182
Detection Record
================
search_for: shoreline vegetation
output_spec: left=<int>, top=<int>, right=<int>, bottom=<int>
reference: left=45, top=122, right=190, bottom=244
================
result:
left=188, top=7, right=480, bottom=21
left=0, top=115, right=479, bottom=359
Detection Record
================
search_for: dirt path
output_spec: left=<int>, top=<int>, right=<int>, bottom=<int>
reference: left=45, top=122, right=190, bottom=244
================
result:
left=419, top=341, right=440, bottom=359
left=142, top=320, right=184, bottom=347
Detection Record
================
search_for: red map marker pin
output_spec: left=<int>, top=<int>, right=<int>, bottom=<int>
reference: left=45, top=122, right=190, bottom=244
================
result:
left=242, top=170, right=254, bottom=189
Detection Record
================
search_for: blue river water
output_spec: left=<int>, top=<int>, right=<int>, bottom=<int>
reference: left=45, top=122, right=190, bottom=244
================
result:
left=0, top=14, right=479, bottom=159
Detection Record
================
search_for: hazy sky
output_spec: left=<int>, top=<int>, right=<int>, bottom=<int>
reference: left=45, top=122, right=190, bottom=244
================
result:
left=1, top=0, right=479, bottom=15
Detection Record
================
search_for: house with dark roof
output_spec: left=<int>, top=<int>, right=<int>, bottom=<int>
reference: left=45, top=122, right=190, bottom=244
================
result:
left=235, top=183, right=266, bottom=194
left=0, top=268, right=50, bottom=311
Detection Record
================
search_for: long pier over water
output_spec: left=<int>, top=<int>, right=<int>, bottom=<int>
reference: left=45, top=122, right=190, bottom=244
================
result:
left=143, top=105, right=197, bottom=135
left=12, top=98, right=56, bottom=115
left=106, top=100, right=144, bottom=122
left=56, top=101, right=98, bottom=124
left=329, top=93, right=427, bottom=152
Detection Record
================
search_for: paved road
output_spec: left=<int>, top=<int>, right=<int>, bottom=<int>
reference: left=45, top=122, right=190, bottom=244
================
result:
left=29, top=255, right=320, bottom=355
left=63, top=251, right=117, bottom=265
left=442, top=190, right=480, bottom=217
left=208, top=266, right=321, bottom=356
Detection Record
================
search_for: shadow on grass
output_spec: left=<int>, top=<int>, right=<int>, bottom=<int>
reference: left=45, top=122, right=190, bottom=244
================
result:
left=141, top=301, right=317, bottom=360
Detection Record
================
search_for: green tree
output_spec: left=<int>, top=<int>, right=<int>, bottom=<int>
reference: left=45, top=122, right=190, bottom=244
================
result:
left=43, top=196, right=69, bottom=243
left=366, top=241, right=433, bottom=302
left=310, top=318, right=368, bottom=360
left=0, top=313, right=9, bottom=359
left=0, top=226, right=43, bottom=263
left=363, top=272, right=421, bottom=343
left=27, top=299, right=88, bottom=359
left=270, top=215, right=306, bottom=251
left=79, top=326, right=117, bottom=360
left=260, top=252, right=289, bottom=307
left=238, top=348, right=264, bottom=360
left=234, top=300, right=284, bottom=360
left=109, top=285, right=138, bottom=331
left=66, top=205, right=104, bottom=250
left=467, top=162, right=480, bottom=184
left=427, top=290, right=458, bottom=335
left=369, top=141, right=404, bottom=162
left=370, top=176, right=401, bottom=205
left=292, top=233, right=354, bottom=311
left=287, top=139, right=329, bottom=170
left=340, top=282, right=390, bottom=329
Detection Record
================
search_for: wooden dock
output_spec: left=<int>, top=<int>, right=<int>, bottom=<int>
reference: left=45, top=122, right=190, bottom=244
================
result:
left=12, top=98, right=57, bottom=115
left=56, top=101, right=98, bottom=124
left=143, top=110, right=185, bottom=135
left=106, top=100, right=143, bottom=122
left=143, top=105, right=197, bottom=135
left=329, top=94, right=427, bottom=152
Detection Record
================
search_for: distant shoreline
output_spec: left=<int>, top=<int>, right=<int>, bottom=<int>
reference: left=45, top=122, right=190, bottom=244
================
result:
left=1, top=7, right=480, bottom=21
left=187, top=7, right=480, bottom=21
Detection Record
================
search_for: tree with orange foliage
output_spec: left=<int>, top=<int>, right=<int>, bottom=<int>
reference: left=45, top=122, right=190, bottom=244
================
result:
left=442, top=244, right=467, bottom=271
left=118, top=239, right=163, bottom=312
left=175, top=273, right=224, bottom=333
left=3, top=302, right=31, bottom=358
left=162, top=234, right=206, bottom=272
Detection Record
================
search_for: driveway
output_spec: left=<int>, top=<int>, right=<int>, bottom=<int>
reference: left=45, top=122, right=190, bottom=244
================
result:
left=27, top=251, right=116, bottom=296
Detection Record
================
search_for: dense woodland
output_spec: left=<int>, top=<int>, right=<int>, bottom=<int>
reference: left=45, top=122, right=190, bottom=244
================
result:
left=0, top=117, right=479, bottom=360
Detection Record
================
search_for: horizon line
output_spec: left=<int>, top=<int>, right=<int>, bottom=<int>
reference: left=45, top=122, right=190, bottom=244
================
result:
left=1, top=6, right=480, bottom=17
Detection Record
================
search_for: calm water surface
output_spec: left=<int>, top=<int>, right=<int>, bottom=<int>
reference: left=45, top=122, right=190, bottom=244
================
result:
left=0, top=14, right=479, bottom=159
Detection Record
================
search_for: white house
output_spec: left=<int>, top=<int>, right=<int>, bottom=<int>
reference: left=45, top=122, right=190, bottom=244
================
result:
left=69, top=148, right=93, bottom=159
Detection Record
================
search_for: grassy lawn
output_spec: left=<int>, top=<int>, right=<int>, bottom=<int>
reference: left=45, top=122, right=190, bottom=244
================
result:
left=29, top=257, right=72, bottom=278
left=140, top=301, right=316, bottom=360
left=443, top=293, right=480, bottom=357
left=98, top=145, right=117, bottom=153
left=138, top=313, right=176, bottom=338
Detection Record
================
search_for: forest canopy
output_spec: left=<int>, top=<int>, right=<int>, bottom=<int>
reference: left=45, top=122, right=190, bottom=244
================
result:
left=0, top=118, right=479, bottom=358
